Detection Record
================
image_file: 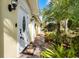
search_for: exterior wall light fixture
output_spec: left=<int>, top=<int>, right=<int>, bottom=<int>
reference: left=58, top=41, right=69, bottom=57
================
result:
left=8, top=0, right=18, bottom=12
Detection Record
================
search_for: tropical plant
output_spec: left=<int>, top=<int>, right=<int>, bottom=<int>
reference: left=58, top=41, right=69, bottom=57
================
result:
left=42, top=0, right=79, bottom=38
left=41, top=43, right=76, bottom=58
left=45, top=32, right=56, bottom=42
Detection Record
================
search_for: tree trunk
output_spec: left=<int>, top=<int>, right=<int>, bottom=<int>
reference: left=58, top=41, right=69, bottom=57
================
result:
left=64, top=19, right=68, bottom=34
left=57, top=21, right=61, bottom=35
left=56, top=21, right=61, bottom=43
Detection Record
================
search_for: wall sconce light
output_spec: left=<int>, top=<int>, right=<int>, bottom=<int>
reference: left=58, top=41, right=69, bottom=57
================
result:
left=8, top=0, right=18, bottom=12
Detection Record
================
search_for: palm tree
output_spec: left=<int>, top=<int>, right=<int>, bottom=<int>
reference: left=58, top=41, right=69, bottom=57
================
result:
left=42, top=0, right=70, bottom=40
left=41, top=0, right=79, bottom=58
left=42, top=0, right=79, bottom=39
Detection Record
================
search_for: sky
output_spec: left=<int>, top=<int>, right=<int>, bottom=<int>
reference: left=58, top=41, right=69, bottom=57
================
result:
left=38, top=0, right=51, bottom=10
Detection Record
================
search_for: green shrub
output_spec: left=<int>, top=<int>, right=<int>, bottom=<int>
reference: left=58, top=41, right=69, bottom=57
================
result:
left=41, top=43, right=76, bottom=58
left=45, top=32, right=56, bottom=42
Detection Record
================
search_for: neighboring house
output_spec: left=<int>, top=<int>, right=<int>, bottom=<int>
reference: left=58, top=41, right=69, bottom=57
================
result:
left=0, top=0, right=40, bottom=58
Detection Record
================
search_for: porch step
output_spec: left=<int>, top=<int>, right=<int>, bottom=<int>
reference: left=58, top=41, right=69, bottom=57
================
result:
left=19, top=53, right=40, bottom=58
left=19, top=44, right=41, bottom=58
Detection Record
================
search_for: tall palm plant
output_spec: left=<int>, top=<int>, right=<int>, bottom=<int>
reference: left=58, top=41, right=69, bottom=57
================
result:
left=42, top=0, right=79, bottom=39
left=41, top=0, right=79, bottom=58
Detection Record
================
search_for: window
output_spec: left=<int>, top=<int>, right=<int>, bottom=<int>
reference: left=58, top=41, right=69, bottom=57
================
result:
left=22, top=16, right=26, bottom=32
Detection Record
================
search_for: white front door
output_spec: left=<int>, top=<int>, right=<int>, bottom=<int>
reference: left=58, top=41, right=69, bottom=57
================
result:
left=17, top=7, right=30, bottom=53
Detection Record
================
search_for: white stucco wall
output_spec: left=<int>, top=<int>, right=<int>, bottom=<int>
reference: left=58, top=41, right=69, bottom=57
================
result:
left=0, top=0, right=38, bottom=57
left=1, top=0, right=17, bottom=57
left=0, top=0, right=4, bottom=57
left=0, top=0, right=32, bottom=58
left=29, top=20, right=36, bottom=42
